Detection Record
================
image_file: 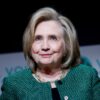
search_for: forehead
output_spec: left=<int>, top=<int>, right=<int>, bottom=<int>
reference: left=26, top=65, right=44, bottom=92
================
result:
left=35, top=20, right=64, bottom=36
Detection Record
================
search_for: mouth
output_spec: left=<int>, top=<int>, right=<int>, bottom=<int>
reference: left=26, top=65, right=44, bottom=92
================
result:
left=39, top=54, right=52, bottom=58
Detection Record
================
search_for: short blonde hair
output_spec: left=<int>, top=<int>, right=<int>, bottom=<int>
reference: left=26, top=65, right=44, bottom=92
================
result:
left=23, top=7, right=81, bottom=71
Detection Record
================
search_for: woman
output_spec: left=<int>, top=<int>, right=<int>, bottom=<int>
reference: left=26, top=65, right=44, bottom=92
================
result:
left=0, top=7, right=100, bottom=100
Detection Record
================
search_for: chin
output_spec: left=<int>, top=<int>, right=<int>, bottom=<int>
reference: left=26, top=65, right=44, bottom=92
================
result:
left=39, top=60, right=54, bottom=65
left=40, top=62, right=52, bottom=65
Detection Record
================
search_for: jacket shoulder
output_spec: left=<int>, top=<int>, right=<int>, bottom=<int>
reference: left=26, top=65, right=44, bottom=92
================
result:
left=76, top=64, right=98, bottom=74
left=74, top=64, right=100, bottom=80
left=6, top=68, right=32, bottom=80
left=2, top=68, right=32, bottom=89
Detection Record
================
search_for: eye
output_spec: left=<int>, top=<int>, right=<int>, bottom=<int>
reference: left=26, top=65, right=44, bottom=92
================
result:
left=49, top=35, right=57, bottom=40
left=34, top=35, right=42, bottom=41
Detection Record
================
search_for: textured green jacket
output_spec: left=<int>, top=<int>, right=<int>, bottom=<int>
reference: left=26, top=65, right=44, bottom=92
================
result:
left=0, top=64, right=100, bottom=100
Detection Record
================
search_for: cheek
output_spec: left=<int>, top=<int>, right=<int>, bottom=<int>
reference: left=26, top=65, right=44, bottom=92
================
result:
left=52, top=42, right=65, bottom=53
left=31, top=43, right=40, bottom=54
left=31, top=44, right=39, bottom=62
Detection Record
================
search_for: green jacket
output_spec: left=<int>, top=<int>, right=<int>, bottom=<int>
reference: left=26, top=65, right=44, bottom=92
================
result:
left=0, top=64, right=100, bottom=100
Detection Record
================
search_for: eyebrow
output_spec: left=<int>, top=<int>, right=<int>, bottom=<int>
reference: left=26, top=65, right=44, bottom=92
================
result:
left=49, top=34, right=57, bottom=37
left=34, top=34, right=42, bottom=37
left=34, top=33, right=61, bottom=39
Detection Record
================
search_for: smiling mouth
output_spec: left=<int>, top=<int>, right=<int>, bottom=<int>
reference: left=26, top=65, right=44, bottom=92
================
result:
left=40, top=54, right=52, bottom=58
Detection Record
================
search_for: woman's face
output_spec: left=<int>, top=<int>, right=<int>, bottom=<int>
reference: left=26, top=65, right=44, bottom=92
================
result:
left=31, top=20, right=65, bottom=67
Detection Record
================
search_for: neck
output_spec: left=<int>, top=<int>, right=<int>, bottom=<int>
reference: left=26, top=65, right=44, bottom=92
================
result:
left=37, top=68, right=61, bottom=76
left=37, top=63, right=62, bottom=75
left=37, top=66, right=62, bottom=75
left=33, top=64, right=69, bottom=82
left=35, top=68, right=63, bottom=82
left=34, top=67, right=69, bottom=83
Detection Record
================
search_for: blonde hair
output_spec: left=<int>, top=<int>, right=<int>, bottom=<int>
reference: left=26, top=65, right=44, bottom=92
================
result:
left=23, top=7, right=81, bottom=71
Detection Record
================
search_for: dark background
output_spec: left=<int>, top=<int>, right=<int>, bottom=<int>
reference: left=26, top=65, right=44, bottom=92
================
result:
left=0, top=1, right=100, bottom=54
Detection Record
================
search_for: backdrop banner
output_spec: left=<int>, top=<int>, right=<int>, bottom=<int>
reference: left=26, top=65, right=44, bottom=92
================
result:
left=0, top=45, right=100, bottom=94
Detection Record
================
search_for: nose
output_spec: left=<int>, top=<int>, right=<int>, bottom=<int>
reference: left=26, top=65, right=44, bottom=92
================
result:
left=41, top=40, right=50, bottom=51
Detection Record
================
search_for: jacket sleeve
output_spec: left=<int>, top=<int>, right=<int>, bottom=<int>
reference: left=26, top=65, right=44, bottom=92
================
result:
left=92, top=68, right=100, bottom=100
left=0, top=77, right=15, bottom=100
